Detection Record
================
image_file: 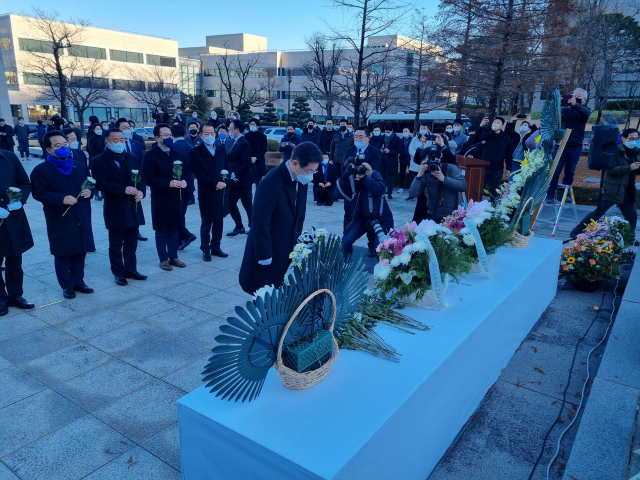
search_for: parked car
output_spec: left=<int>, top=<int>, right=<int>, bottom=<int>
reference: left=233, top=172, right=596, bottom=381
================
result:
left=264, top=127, right=288, bottom=142
left=582, top=131, right=594, bottom=153
left=24, top=123, right=39, bottom=138
left=135, top=128, right=152, bottom=140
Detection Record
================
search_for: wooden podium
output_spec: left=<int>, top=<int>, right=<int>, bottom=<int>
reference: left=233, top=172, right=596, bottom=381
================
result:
left=456, top=155, right=491, bottom=203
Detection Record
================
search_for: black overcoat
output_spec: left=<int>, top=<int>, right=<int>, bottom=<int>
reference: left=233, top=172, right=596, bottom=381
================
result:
left=227, top=136, right=254, bottom=188
left=189, top=143, right=230, bottom=221
left=244, top=130, right=268, bottom=178
left=30, top=160, right=95, bottom=256
left=171, top=139, right=196, bottom=200
left=312, top=162, right=337, bottom=200
left=0, top=150, right=34, bottom=257
left=92, top=149, right=146, bottom=230
left=239, top=162, right=307, bottom=294
left=142, top=145, right=184, bottom=231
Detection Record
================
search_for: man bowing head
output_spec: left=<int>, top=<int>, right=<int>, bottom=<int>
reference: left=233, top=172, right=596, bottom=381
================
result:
left=239, top=142, right=322, bottom=295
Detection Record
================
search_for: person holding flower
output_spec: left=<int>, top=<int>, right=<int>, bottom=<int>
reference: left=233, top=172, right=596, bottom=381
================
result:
left=91, top=129, right=147, bottom=286
left=0, top=149, right=35, bottom=315
left=142, top=124, right=187, bottom=271
left=31, top=131, right=95, bottom=299
left=190, top=122, right=230, bottom=261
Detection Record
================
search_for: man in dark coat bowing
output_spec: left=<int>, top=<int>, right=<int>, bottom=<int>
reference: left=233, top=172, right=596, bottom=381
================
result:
left=31, top=131, right=95, bottom=299
left=189, top=122, right=230, bottom=261
left=226, top=119, right=254, bottom=237
left=142, top=124, right=188, bottom=271
left=92, top=129, right=147, bottom=286
left=0, top=149, right=35, bottom=315
left=239, top=142, right=322, bottom=295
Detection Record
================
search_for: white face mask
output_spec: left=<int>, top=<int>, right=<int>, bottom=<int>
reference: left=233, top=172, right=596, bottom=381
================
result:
left=295, top=165, right=314, bottom=185
left=19, top=120, right=24, bottom=124
left=453, top=126, right=461, bottom=132
left=192, top=113, right=198, bottom=118
left=95, top=129, right=102, bottom=135
left=322, top=159, right=329, bottom=165
left=177, top=111, right=182, bottom=115
left=69, top=140, right=79, bottom=149
left=211, top=112, right=217, bottom=119
left=419, top=129, right=427, bottom=135
left=446, top=128, right=453, bottom=133
left=402, top=132, right=410, bottom=137
left=249, top=125, right=257, bottom=132
left=122, top=129, right=132, bottom=139
left=373, top=131, right=381, bottom=136
left=108, top=142, right=126, bottom=154
left=348, top=128, right=353, bottom=133
left=203, top=135, right=216, bottom=146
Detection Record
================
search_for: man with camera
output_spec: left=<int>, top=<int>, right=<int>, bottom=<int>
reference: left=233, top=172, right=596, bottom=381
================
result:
left=337, top=156, right=394, bottom=259
left=546, top=88, right=591, bottom=203
left=343, top=126, right=382, bottom=172
left=409, top=143, right=467, bottom=224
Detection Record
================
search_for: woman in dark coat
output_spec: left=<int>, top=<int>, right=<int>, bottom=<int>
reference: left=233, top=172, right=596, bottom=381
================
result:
left=245, top=119, right=268, bottom=185
left=189, top=136, right=230, bottom=260
left=142, top=130, right=187, bottom=270
left=0, top=149, right=35, bottom=313
left=31, top=131, right=95, bottom=299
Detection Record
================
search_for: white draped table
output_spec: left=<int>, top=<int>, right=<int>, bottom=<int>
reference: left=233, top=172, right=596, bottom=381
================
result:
left=178, top=237, right=562, bottom=480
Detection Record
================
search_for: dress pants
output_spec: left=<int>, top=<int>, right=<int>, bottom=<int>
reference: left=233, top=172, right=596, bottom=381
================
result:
left=341, top=218, right=377, bottom=259
left=399, top=163, right=410, bottom=190
left=54, top=253, right=86, bottom=289
left=570, top=199, right=638, bottom=239
left=0, top=255, right=24, bottom=298
left=317, top=188, right=334, bottom=206
left=229, top=185, right=253, bottom=230
left=200, top=219, right=224, bottom=252
left=155, top=230, right=179, bottom=262
left=547, top=145, right=583, bottom=200
left=178, top=197, right=192, bottom=244
left=108, top=227, right=138, bottom=276
left=17, top=139, right=30, bottom=159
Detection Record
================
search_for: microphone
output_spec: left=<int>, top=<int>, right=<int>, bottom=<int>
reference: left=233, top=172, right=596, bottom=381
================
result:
left=464, top=141, right=486, bottom=157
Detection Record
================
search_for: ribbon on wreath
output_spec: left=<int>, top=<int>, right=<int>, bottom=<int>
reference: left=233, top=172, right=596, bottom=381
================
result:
left=463, top=218, right=492, bottom=278
left=424, top=235, right=451, bottom=308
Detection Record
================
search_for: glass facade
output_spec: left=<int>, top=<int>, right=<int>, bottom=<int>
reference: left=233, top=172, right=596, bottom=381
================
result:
left=0, top=37, right=12, bottom=50
left=5, top=71, right=17, bottom=85
left=19, top=38, right=55, bottom=54
left=68, top=45, right=107, bottom=59
left=11, top=105, right=22, bottom=118
left=23, top=73, right=59, bottom=86
left=110, top=49, right=144, bottom=64
left=113, top=107, right=148, bottom=125
left=72, top=106, right=112, bottom=123
left=180, top=64, right=201, bottom=96
left=70, top=76, right=110, bottom=89
left=112, top=79, right=145, bottom=91
left=147, top=54, right=177, bottom=68
left=27, top=104, right=59, bottom=121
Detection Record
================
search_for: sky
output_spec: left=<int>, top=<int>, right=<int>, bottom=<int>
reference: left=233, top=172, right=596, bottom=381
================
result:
left=3, top=0, right=439, bottom=51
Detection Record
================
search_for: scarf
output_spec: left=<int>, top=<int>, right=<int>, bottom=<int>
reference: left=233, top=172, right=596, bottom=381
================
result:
left=46, top=154, right=74, bottom=175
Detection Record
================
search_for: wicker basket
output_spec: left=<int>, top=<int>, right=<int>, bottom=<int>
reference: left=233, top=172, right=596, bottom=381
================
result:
left=274, top=289, right=339, bottom=390
left=510, top=229, right=534, bottom=248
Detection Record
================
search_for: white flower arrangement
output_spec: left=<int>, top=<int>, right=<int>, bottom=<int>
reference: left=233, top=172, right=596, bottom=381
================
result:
left=463, top=234, right=475, bottom=246
left=131, top=169, right=139, bottom=175
left=8, top=187, right=21, bottom=193
left=253, top=284, right=276, bottom=300
left=497, top=149, right=545, bottom=214
left=286, top=227, right=330, bottom=275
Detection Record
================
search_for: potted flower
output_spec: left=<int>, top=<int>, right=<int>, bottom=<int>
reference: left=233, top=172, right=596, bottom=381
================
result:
left=374, top=220, right=472, bottom=307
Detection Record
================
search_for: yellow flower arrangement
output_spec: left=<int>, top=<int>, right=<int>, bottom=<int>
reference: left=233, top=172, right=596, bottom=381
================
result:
left=567, top=257, right=576, bottom=264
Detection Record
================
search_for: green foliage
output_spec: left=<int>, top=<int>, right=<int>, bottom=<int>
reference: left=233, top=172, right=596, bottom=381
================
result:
left=478, top=214, right=516, bottom=256
left=530, top=112, right=541, bottom=120
left=607, top=99, right=640, bottom=111
left=267, top=139, right=279, bottom=152
left=181, top=93, right=211, bottom=116
left=588, top=110, right=628, bottom=124
left=290, top=97, right=312, bottom=125
left=237, top=103, right=253, bottom=122
left=262, top=102, right=277, bottom=124
left=213, top=107, right=226, bottom=121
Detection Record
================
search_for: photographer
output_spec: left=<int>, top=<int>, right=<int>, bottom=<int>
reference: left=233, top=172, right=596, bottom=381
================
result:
left=545, top=88, right=591, bottom=203
left=337, top=156, right=393, bottom=259
left=343, top=125, right=382, bottom=172
left=409, top=144, right=467, bottom=223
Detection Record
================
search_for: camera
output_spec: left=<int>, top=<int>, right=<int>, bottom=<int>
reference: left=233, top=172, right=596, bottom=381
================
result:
left=369, top=220, right=389, bottom=243
left=356, top=166, right=367, bottom=176
left=427, top=144, right=441, bottom=172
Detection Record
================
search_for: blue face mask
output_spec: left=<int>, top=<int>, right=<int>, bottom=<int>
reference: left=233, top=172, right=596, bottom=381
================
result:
left=162, top=137, right=174, bottom=147
left=354, top=141, right=366, bottom=150
left=219, top=133, right=227, bottom=141
left=625, top=140, right=637, bottom=149
left=53, top=145, right=71, bottom=159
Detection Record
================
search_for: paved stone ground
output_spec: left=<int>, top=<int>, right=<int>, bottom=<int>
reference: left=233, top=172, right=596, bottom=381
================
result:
left=1, top=158, right=637, bottom=479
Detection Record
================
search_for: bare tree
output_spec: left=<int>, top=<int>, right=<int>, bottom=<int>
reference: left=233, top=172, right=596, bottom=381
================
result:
left=359, top=61, right=403, bottom=119
left=20, top=8, right=90, bottom=119
left=327, top=0, right=411, bottom=124
left=213, top=47, right=266, bottom=111
left=258, top=76, right=282, bottom=103
left=65, top=58, right=115, bottom=133
left=122, top=64, right=181, bottom=112
left=301, top=32, right=344, bottom=119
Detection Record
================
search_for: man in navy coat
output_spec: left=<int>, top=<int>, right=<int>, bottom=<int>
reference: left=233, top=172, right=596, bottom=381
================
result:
left=344, top=126, right=382, bottom=173
left=226, top=120, right=254, bottom=236
left=239, top=142, right=322, bottom=295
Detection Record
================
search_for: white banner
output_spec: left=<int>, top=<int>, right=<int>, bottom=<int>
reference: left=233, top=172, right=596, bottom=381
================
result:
left=464, top=218, right=492, bottom=278
left=424, top=236, right=450, bottom=308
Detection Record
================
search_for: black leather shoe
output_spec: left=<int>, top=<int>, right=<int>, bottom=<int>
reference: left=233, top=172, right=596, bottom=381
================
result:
left=226, top=227, right=245, bottom=237
left=203, top=251, right=212, bottom=262
left=211, top=248, right=228, bottom=258
left=368, top=248, right=377, bottom=258
left=124, top=271, right=147, bottom=280
left=115, top=275, right=128, bottom=286
left=7, top=295, right=35, bottom=309
left=63, top=289, right=76, bottom=299
left=0, top=300, right=7, bottom=316
left=73, top=284, right=94, bottom=294
left=178, top=233, right=197, bottom=250
left=137, top=233, right=148, bottom=241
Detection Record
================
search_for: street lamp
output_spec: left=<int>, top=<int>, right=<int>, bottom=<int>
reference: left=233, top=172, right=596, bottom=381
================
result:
left=287, top=69, right=292, bottom=121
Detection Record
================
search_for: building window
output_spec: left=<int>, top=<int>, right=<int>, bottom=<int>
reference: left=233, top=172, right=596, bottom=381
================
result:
left=70, top=76, right=109, bottom=89
left=5, top=71, right=17, bottom=85
left=23, top=72, right=60, bottom=86
left=27, top=104, right=60, bottom=121
left=110, top=49, right=144, bottom=64
left=112, top=79, right=145, bottom=91
left=146, top=54, right=176, bottom=68
left=73, top=106, right=111, bottom=123
left=205, top=89, right=216, bottom=97
left=18, top=38, right=55, bottom=54
left=0, top=37, right=12, bottom=50
left=148, top=82, right=177, bottom=93
left=68, top=45, right=106, bottom=60
left=10, top=105, right=22, bottom=118
left=180, top=64, right=200, bottom=96
left=113, top=107, right=148, bottom=124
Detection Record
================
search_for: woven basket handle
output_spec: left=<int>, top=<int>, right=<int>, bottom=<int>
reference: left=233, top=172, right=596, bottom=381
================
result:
left=514, top=197, right=534, bottom=227
left=276, top=289, right=337, bottom=365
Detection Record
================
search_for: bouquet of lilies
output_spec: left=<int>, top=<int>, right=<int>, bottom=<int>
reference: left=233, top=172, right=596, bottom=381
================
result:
left=63, top=177, right=95, bottom=216
left=131, top=169, right=141, bottom=211
left=173, top=161, right=183, bottom=200
left=0, top=187, right=22, bottom=227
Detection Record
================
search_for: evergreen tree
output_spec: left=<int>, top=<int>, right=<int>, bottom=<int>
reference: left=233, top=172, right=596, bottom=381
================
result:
left=238, top=102, right=253, bottom=122
left=213, top=107, right=226, bottom=122
left=290, top=97, right=312, bottom=126
left=262, top=102, right=277, bottom=124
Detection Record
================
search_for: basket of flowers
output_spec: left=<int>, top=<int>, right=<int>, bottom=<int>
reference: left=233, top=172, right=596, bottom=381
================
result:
left=374, top=220, right=472, bottom=307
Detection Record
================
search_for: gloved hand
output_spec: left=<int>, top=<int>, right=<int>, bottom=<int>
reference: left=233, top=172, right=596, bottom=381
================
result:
left=7, top=201, right=22, bottom=211
left=0, top=207, right=9, bottom=219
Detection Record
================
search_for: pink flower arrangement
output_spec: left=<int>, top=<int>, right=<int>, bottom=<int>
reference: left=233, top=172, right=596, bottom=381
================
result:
left=444, top=205, right=467, bottom=233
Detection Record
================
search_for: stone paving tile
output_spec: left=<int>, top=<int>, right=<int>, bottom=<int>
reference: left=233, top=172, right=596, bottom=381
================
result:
left=0, top=463, right=19, bottom=480
left=162, top=355, right=209, bottom=394
left=0, top=327, right=79, bottom=364
left=178, top=317, right=226, bottom=350
left=27, top=298, right=98, bottom=325
left=84, top=445, right=180, bottom=480
left=0, top=389, right=86, bottom=457
left=22, top=343, right=112, bottom=387
left=0, top=367, right=46, bottom=408
left=87, top=321, right=169, bottom=358
left=153, top=281, right=218, bottom=305
left=140, top=304, right=212, bottom=334
left=190, top=291, right=248, bottom=317
left=192, top=270, right=241, bottom=290
left=142, top=423, right=180, bottom=471
left=121, top=337, right=209, bottom=378
left=93, top=380, right=184, bottom=444
left=52, top=360, right=154, bottom=412
left=56, top=309, right=134, bottom=341
left=91, top=284, right=149, bottom=309
left=1, top=415, right=133, bottom=480
left=0, top=356, right=10, bottom=372
left=0, top=314, right=48, bottom=342
left=112, top=294, right=181, bottom=320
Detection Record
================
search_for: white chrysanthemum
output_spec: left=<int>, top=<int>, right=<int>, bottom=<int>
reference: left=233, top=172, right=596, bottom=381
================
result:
left=87, top=177, right=96, bottom=183
left=314, top=228, right=328, bottom=238
left=253, top=284, right=275, bottom=300
left=220, top=169, right=229, bottom=175
left=459, top=227, right=469, bottom=235
left=398, top=252, right=411, bottom=265
left=463, top=234, right=475, bottom=246
left=403, top=244, right=413, bottom=254
left=8, top=187, right=21, bottom=193
left=173, top=161, right=183, bottom=165
left=131, top=170, right=138, bottom=175
left=374, top=263, right=392, bottom=280
left=390, top=256, right=401, bottom=267
left=413, top=241, right=427, bottom=252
